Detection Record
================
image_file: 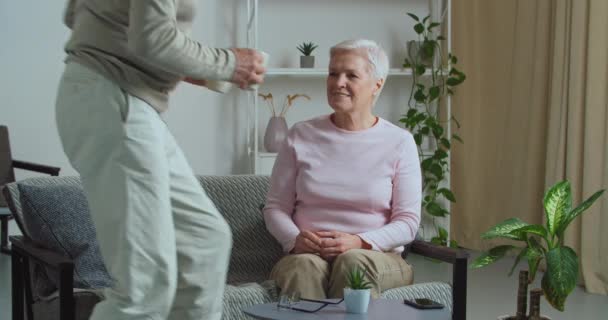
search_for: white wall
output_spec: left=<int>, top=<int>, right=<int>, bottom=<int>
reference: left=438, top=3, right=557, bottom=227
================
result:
left=0, top=0, right=429, bottom=178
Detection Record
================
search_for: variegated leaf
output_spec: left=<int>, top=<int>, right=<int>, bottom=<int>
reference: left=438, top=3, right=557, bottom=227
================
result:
left=557, top=189, right=605, bottom=237
left=481, top=218, right=528, bottom=241
left=526, top=237, right=545, bottom=282
left=543, top=181, right=571, bottom=236
left=513, top=224, right=548, bottom=240
left=470, top=245, right=517, bottom=268
left=541, top=246, right=578, bottom=311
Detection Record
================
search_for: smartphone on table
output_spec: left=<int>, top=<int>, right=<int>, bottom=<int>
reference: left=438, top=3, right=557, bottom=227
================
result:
left=403, top=298, right=445, bottom=309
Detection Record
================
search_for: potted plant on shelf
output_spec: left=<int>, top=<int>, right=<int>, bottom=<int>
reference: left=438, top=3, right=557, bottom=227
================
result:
left=470, top=180, right=605, bottom=319
left=343, top=267, right=372, bottom=314
left=400, top=13, right=466, bottom=247
left=297, top=41, right=318, bottom=68
left=258, top=92, right=310, bottom=152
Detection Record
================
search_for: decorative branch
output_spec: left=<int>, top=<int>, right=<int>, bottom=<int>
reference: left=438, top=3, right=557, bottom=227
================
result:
left=258, top=93, right=276, bottom=116
left=280, top=94, right=311, bottom=117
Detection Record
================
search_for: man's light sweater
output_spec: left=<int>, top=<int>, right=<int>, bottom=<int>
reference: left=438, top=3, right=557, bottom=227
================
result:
left=263, top=115, right=422, bottom=253
left=63, top=0, right=236, bottom=112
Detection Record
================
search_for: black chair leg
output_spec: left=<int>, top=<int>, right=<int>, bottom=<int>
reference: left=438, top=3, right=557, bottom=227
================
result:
left=1, top=215, right=10, bottom=254
left=12, top=250, right=25, bottom=320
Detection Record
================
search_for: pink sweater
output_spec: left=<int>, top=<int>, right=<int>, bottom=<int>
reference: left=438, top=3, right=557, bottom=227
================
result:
left=263, top=115, right=422, bottom=253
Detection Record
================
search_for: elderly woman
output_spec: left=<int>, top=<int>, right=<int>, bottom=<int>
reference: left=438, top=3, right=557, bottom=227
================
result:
left=263, top=39, right=422, bottom=300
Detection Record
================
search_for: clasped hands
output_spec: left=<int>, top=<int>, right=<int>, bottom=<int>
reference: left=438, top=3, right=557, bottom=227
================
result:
left=291, top=230, right=372, bottom=261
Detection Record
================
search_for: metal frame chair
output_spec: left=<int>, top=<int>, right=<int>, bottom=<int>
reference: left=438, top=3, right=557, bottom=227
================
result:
left=0, top=125, right=60, bottom=254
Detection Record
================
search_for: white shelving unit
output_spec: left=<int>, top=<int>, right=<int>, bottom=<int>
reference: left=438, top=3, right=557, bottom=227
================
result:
left=244, top=0, right=453, bottom=241
left=245, top=0, right=451, bottom=175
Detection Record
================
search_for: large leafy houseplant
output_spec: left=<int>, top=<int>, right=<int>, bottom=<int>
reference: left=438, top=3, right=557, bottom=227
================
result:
left=400, top=13, right=466, bottom=246
left=470, top=180, right=604, bottom=312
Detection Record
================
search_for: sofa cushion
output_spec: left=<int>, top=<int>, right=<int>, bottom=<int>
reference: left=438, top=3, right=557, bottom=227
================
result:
left=222, top=280, right=279, bottom=320
left=198, top=175, right=284, bottom=284
left=18, top=182, right=112, bottom=290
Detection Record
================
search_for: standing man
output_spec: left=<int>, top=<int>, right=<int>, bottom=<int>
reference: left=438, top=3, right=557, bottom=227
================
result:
left=56, top=1, right=266, bottom=319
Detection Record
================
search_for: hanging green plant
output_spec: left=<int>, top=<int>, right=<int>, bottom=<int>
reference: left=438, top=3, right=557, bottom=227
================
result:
left=400, top=13, right=466, bottom=247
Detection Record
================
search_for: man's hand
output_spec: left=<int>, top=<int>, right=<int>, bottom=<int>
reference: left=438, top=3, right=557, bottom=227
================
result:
left=316, top=231, right=371, bottom=261
left=230, top=48, right=266, bottom=89
left=291, top=230, right=323, bottom=254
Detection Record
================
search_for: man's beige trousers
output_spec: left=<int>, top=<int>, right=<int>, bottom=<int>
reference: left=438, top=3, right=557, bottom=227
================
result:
left=55, top=62, right=232, bottom=320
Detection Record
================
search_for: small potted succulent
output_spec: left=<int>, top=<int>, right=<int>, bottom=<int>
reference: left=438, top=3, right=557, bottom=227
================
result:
left=297, top=41, right=318, bottom=68
left=343, top=267, right=372, bottom=314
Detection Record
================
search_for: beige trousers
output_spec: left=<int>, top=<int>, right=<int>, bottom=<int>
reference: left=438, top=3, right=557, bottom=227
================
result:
left=55, top=62, right=232, bottom=320
left=270, top=249, right=413, bottom=299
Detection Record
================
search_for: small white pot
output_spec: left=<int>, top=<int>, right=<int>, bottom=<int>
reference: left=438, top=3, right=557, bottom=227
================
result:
left=343, top=288, right=371, bottom=314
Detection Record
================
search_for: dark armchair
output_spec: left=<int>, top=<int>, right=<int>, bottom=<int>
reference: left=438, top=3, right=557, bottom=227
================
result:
left=1, top=125, right=60, bottom=254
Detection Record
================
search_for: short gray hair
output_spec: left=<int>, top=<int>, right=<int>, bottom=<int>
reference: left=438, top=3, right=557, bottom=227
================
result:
left=330, top=39, right=389, bottom=81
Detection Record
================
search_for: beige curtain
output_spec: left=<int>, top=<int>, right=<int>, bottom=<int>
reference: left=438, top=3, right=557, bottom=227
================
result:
left=545, top=0, right=608, bottom=295
left=450, top=1, right=554, bottom=250
left=451, top=0, right=608, bottom=294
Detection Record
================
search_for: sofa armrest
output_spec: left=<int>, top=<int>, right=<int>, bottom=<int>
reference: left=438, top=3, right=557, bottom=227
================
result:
left=410, top=240, right=468, bottom=320
left=410, top=240, right=468, bottom=263
left=12, top=160, right=60, bottom=176
left=10, top=236, right=75, bottom=320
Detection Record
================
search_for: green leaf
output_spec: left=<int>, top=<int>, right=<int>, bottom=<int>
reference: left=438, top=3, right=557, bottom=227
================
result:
left=429, top=86, right=440, bottom=100
left=406, top=13, right=420, bottom=22
left=421, top=158, right=433, bottom=170
left=470, top=245, right=517, bottom=268
left=438, top=188, right=456, bottom=202
left=428, top=22, right=441, bottom=30
left=542, top=246, right=578, bottom=311
left=434, top=149, right=448, bottom=160
left=422, top=15, right=430, bottom=24
left=512, top=224, right=548, bottom=240
left=420, top=126, right=430, bottom=135
left=438, top=226, right=448, bottom=239
left=415, top=113, right=427, bottom=122
left=406, top=108, right=418, bottom=117
left=413, top=133, right=422, bottom=146
left=526, top=237, right=544, bottom=282
left=426, top=201, right=447, bottom=217
left=508, top=248, right=527, bottom=276
left=440, top=137, right=451, bottom=149
left=432, top=124, right=444, bottom=138
left=446, top=77, right=463, bottom=86
left=414, top=23, right=425, bottom=34
left=414, top=89, right=426, bottom=102
left=430, top=237, right=444, bottom=246
left=557, top=189, right=605, bottom=236
left=481, top=218, right=529, bottom=241
left=449, top=240, right=458, bottom=248
left=543, top=181, right=572, bottom=236
left=415, top=65, right=426, bottom=76
left=437, top=35, right=446, bottom=41
left=430, top=163, right=443, bottom=179
left=452, top=134, right=463, bottom=143
left=451, top=55, right=458, bottom=64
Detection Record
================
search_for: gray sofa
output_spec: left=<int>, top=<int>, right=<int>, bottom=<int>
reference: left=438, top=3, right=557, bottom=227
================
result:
left=4, top=175, right=468, bottom=320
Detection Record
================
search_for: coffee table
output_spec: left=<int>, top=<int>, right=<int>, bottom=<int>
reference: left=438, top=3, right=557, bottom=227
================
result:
left=243, top=298, right=451, bottom=320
